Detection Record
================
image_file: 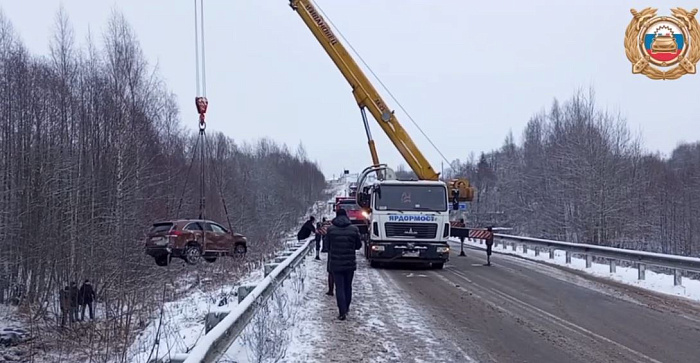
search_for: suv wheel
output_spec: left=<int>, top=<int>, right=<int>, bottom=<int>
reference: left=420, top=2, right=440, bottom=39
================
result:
left=184, top=245, right=202, bottom=265
left=232, top=244, right=247, bottom=258
left=155, top=255, right=169, bottom=267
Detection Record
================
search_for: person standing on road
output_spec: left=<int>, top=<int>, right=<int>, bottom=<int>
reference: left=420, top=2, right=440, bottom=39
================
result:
left=314, top=217, right=329, bottom=260
left=321, top=220, right=334, bottom=296
left=485, top=226, right=494, bottom=266
left=297, top=216, right=316, bottom=244
left=326, top=208, right=362, bottom=320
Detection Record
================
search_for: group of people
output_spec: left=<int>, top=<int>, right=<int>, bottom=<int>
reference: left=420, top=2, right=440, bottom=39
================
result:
left=58, top=279, right=96, bottom=327
left=297, top=208, right=362, bottom=321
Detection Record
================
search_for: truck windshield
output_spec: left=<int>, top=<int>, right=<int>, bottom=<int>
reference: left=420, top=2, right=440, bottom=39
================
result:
left=374, top=185, right=447, bottom=212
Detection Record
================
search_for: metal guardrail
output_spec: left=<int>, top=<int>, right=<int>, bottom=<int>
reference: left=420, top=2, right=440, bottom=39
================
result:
left=490, top=234, right=700, bottom=286
left=172, top=239, right=313, bottom=363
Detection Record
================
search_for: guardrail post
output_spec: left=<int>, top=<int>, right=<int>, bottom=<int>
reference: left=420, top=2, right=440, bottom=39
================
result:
left=522, top=245, right=528, bottom=254
left=565, top=251, right=572, bottom=264
left=549, top=249, right=555, bottom=259
left=238, top=285, right=256, bottom=303
left=534, top=247, right=539, bottom=256
left=205, top=311, right=230, bottom=333
left=609, top=260, right=616, bottom=273
left=511, top=243, right=516, bottom=251
left=264, top=263, right=279, bottom=277
left=674, top=269, right=682, bottom=286
left=638, top=263, right=646, bottom=280
left=585, top=255, right=592, bottom=268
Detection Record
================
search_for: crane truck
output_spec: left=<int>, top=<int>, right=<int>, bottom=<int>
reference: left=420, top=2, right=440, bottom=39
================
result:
left=289, top=0, right=474, bottom=268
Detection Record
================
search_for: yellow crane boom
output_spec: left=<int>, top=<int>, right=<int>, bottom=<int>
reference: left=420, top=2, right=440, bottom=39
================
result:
left=289, top=0, right=474, bottom=203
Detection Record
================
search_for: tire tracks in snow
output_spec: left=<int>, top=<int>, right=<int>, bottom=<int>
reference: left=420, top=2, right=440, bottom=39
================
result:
left=284, top=252, right=473, bottom=363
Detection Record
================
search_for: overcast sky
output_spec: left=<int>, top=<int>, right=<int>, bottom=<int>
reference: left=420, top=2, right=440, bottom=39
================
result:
left=3, top=1, right=699, bottom=178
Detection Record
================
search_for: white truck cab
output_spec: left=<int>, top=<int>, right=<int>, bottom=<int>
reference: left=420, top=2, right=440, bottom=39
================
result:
left=356, top=165, right=450, bottom=268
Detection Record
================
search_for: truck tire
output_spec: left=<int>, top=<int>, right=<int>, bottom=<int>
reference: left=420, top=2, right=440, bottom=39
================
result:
left=370, top=260, right=380, bottom=268
left=432, top=262, right=444, bottom=270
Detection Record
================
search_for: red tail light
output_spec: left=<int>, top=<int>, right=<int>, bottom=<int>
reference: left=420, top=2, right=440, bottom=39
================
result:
left=166, top=230, right=182, bottom=237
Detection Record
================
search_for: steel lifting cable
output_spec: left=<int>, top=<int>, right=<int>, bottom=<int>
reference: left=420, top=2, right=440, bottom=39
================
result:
left=312, top=0, right=455, bottom=169
left=203, top=131, right=235, bottom=233
left=194, top=0, right=209, bottom=220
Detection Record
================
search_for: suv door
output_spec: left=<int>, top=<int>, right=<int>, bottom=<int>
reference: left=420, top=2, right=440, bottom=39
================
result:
left=205, top=222, right=228, bottom=253
left=183, top=222, right=205, bottom=247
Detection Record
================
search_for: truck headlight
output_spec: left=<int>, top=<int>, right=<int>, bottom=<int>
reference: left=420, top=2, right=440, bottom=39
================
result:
left=371, top=245, right=385, bottom=251
left=437, top=246, right=450, bottom=253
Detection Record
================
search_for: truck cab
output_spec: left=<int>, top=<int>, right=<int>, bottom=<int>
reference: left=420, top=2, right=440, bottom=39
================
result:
left=356, top=166, right=450, bottom=269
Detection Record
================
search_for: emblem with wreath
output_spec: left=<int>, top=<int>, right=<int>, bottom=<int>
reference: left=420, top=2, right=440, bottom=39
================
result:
left=625, top=7, right=700, bottom=80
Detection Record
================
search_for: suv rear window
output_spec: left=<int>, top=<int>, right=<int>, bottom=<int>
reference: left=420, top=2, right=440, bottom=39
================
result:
left=150, top=223, right=173, bottom=233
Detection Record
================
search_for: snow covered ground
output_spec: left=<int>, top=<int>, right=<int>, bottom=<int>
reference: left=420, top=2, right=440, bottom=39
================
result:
left=125, top=269, right=264, bottom=363
left=275, top=252, right=473, bottom=363
left=124, top=182, right=345, bottom=363
left=450, top=237, right=700, bottom=303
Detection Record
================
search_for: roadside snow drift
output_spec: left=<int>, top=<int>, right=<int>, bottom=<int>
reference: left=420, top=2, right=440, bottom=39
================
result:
left=451, top=238, right=700, bottom=303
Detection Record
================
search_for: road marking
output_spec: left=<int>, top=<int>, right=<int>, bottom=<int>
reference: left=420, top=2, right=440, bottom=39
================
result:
left=446, top=268, right=664, bottom=363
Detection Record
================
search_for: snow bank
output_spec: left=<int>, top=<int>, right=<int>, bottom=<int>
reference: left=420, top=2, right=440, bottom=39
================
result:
left=125, top=182, right=345, bottom=363
left=451, top=238, right=700, bottom=302
left=125, top=269, right=264, bottom=363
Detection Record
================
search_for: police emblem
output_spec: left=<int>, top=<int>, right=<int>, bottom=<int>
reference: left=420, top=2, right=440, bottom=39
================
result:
left=625, top=8, right=700, bottom=80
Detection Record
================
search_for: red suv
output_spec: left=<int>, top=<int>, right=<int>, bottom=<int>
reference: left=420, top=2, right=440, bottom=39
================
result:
left=145, top=219, right=247, bottom=266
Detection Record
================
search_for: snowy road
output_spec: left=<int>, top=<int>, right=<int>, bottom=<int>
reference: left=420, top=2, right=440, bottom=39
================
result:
left=282, top=244, right=700, bottom=363
left=385, top=247, right=700, bottom=363
left=283, top=252, right=474, bottom=363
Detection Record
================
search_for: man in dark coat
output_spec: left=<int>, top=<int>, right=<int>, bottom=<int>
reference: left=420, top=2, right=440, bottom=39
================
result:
left=296, top=216, right=316, bottom=243
left=326, top=208, right=362, bottom=320
left=69, top=282, right=79, bottom=323
left=79, top=279, right=96, bottom=320
left=59, top=286, right=71, bottom=327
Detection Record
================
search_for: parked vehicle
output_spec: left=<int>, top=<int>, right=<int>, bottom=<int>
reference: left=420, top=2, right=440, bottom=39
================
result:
left=145, top=219, right=247, bottom=266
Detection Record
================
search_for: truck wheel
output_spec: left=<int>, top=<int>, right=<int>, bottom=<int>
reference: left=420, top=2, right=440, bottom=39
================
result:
left=155, top=255, right=169, bottom=267
left=432, top=262, right=444, bottom=270
left=370, top=261, right=380, bottom=268
left=184, top=244, right=202, bottom=265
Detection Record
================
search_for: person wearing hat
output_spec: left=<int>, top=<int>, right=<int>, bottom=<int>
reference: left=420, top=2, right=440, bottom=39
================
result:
left=296, top=216, right=316, bottom=243
left=326, top=208, right=362, bottom=320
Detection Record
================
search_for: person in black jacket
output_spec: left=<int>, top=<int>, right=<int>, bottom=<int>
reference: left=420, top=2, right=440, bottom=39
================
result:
left=296, top=216, right=316, bottom=242
left=326, top=208, right=362, bottom=320
left=79, top=279, right=96, bottom=320
left=69, top=282, right=79, bottom=323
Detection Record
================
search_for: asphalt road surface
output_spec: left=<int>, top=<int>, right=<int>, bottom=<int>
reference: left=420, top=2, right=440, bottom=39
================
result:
left=379, top=245, right=700, bottom=363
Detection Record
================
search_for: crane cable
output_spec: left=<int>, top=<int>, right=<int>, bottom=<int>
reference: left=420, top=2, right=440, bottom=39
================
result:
left=311, top=0, right=456, bottom=170
left=194, top=0, right=208, bottom=220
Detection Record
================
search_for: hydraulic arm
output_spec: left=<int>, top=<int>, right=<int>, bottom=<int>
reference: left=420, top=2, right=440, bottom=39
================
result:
left=289, top=0, right=474, bottom=203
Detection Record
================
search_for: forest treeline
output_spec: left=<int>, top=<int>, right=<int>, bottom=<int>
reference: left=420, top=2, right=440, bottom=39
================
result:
left=444, top=89, right=699, bottom=257
left=0, top=7, right=325, bottom=359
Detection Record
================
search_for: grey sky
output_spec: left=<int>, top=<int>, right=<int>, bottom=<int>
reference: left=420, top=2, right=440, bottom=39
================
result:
left=4, top=1, right=699, bottom=177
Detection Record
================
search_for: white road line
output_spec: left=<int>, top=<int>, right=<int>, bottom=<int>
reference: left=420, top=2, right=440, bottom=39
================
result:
left=446, top=268, right=664, bottom=363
